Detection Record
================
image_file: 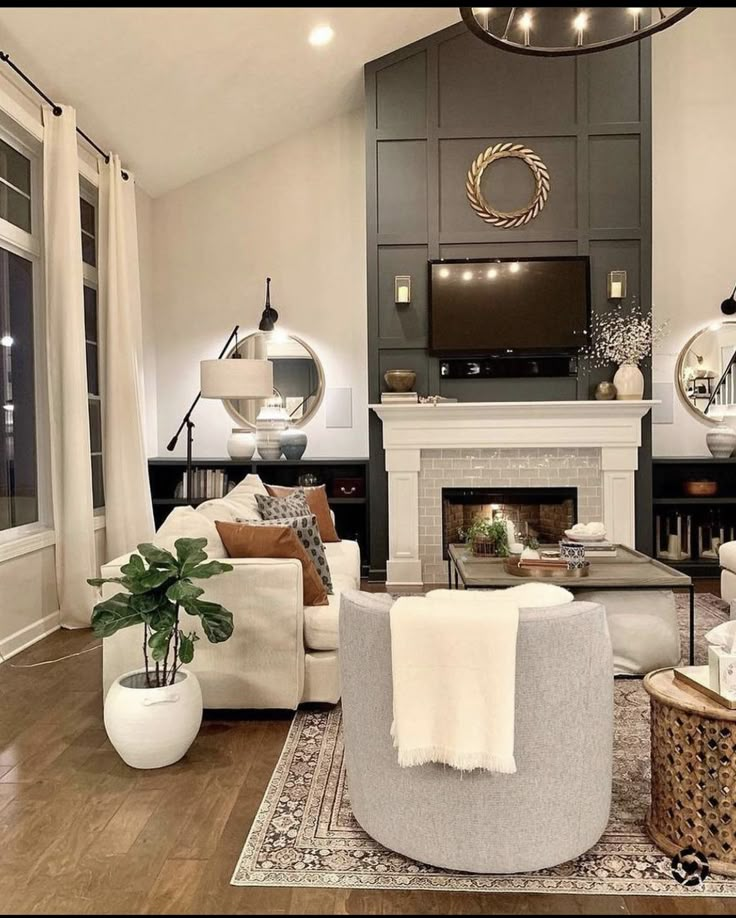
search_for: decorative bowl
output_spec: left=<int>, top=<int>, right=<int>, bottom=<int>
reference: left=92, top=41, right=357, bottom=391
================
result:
left=682, top=479, right=718, bottom=497
left=384, top=369, right=416, bottom=393
left=564, top=529, right=607, bottom=543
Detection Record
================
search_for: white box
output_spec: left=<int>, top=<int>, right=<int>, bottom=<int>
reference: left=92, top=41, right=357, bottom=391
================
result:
left=708, top=645, right=736, bottom=699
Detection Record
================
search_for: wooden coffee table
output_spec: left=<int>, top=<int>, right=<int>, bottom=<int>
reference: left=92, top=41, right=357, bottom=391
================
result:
left=644, top=668, right=736, bottom=877
left=447, top=543, right=696, bottom=664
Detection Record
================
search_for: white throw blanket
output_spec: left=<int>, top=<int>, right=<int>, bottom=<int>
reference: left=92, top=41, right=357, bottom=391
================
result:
left=390, top=593, right=520, bottom=774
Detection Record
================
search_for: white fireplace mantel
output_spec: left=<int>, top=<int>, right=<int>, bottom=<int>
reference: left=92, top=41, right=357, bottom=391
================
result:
left=370, top=400, right=656, bottom=587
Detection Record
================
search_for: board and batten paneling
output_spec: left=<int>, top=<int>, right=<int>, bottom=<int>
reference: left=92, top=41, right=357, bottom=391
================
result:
left=366, top=22, right=652, bottom=579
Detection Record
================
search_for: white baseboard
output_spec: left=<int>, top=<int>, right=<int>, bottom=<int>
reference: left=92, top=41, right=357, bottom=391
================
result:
left=0, top=610, right=61, bottom=663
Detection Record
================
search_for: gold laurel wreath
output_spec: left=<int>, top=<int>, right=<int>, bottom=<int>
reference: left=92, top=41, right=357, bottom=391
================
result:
left=465, top=142, right=550, bottom=228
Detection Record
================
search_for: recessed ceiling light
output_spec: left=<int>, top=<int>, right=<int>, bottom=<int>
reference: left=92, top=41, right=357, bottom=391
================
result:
left=309, top=25, right=334, bottom=47
left=439, top=267, right=450, bottom=278
left=462, top=270, right=473, bottom=281
left=0, top=335, right=12, bottom=347
left=487, top=268, right=498, bottom=279
left=509, top=262, right=520, bottom=274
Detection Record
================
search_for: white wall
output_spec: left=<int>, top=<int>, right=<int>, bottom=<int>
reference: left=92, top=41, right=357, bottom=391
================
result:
left=151, top=108, right=367, bottom=459
left=652, top=7, right=736, bottom=456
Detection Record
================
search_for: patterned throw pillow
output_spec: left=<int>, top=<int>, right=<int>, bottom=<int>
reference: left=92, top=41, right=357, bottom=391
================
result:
left=238, top=513, right=333, bottom=594
left=255, top=492, right=311, bottom=521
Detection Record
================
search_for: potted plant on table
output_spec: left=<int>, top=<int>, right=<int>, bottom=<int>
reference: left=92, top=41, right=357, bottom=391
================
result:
left=465, top=517, right=511, bottom=558
left=89, top=538, right=233, bottom=770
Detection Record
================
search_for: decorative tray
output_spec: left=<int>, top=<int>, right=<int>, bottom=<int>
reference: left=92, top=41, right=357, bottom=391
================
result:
left=503, top=557, right=590, bottom=580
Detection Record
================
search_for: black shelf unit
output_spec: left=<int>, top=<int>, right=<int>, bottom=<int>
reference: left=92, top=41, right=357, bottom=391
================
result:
left=652, top=457, right=736, bottom=576
left=148, top=458, right=370, bottom=574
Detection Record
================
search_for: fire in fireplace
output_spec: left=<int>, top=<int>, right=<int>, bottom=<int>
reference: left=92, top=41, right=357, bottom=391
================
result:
left=441, top=487, right=578, bottom=558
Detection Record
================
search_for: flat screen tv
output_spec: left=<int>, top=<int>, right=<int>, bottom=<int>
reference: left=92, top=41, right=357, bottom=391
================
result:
left=429, top=256, right=590, bottom=354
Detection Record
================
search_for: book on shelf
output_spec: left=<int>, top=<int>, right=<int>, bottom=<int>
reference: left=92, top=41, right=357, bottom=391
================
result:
left=179, top=468, right=229, bottom=501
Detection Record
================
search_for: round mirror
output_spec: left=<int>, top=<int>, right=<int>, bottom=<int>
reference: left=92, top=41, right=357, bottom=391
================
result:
left=676, top=321, right=736, bottom=424
left=223, top=331, right=324, bottom=428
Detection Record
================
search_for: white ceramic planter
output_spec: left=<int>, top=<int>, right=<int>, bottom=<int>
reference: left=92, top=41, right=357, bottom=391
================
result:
left=104, top=668, right=203, bottom=769
left=613, top=362, right=644, bottom=400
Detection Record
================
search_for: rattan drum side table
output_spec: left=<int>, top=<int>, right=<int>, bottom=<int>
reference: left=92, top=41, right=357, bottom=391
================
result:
left=644, top=668, right=736, bottom=877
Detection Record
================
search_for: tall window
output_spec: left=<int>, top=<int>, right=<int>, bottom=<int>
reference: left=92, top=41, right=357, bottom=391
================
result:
left=81, top=188, right=103, bottom=509
left=0, top=132, right=38, bottom=533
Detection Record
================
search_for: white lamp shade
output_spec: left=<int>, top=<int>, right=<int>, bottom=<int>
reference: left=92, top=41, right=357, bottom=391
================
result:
left=200, top=358, right=273, bottom=399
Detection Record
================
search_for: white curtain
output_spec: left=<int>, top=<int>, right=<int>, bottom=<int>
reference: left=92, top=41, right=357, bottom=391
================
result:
left=98, top=154, right=154, bottom=560
left=43, top=107, right=97, bottom=628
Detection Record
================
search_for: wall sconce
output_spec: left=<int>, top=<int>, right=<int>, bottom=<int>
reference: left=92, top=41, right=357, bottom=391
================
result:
left=607, top=270, right=627, bottom=300
left=394, top=275, right=411, bottom=305
left=721, top=283, right=736, bottom=316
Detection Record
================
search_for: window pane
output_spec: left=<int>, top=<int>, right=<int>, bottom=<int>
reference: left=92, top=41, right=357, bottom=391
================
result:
left=0, top=139, right=31, bottom=195
left=0, top=183, right=31, bottom=233
left=91, top=453, right=104, bottom=510
left=86, top=342, right=99, bottom=396
left=88, top=398, right=102, bottom=453
left=84, top=286, right=98, bottom=342
left=0, top=248, right=37, bottom=531
left=81, top=232, right=96, bottom=267
left=80, top=197, right=95, bottom=235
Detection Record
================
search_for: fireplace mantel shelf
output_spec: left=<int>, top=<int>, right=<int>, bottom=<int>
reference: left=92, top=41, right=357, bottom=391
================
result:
left=371, top=400, right=657, bottom=588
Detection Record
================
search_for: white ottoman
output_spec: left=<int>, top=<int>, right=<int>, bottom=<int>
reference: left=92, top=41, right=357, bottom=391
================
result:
left=576, top=589, right=681, bottom=676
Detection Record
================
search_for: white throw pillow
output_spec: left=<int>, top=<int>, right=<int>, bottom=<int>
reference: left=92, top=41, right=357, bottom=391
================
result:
left=197, top=498, right=239, bottom=524
left=154, top=506, right=227, bottom=558
left=426, top=583, right=573, bottom=608
left=225, top=473, right=267, bottom=521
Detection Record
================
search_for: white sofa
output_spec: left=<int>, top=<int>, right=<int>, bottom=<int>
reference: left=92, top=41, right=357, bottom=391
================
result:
left=101, top=475, right=360, bottom=709
left=720, top=541, right=736, bottom=603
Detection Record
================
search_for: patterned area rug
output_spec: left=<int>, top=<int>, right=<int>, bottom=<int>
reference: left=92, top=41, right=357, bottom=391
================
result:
left=232, top=594, right=736, bottom=896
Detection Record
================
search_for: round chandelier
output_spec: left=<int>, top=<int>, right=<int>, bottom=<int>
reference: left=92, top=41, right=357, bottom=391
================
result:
left=459, top=7, right=696, bottom=57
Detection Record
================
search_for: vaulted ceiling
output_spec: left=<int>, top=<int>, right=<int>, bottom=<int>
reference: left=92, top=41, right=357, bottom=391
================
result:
left=0, top=7, right=460, bottom=196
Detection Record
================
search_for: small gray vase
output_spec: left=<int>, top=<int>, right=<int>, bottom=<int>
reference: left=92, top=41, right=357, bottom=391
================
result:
left=280, top=427, right=307, bottom=460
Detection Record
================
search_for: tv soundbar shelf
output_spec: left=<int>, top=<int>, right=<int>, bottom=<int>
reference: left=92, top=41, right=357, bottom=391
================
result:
left=148, top=457, right=370, bottom=573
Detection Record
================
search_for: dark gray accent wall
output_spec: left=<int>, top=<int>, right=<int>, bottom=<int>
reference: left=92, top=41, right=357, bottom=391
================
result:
left=365, top=22, right=652, bottom=579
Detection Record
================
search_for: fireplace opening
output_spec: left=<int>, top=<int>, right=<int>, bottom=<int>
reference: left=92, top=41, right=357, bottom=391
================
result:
left=441, top=487, right=578, bottom=559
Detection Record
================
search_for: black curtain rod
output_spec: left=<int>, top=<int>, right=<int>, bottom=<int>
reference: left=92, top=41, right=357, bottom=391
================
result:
left=0, top=50, right=129, bottom=180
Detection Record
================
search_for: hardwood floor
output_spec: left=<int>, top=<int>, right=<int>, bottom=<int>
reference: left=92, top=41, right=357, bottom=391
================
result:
left=0, top=581, right=730, bottom=915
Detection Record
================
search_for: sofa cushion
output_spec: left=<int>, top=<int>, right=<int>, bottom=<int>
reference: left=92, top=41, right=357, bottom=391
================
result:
left=324, top=540, right=361, bottom=588
left=264, top=484, right=340, bottom=543
left=216, top=520, right=328, bottom=606
left=155, top=506, right=227, bottom=558
left=225, top=474, right=268, bottom=521
left=238, top=513, right=332, bottom=593
left=720, top=541, right=736, bottom=574
left=304, top=573, right=356, bottom=651
left=197, top=498, right=239, bottom=525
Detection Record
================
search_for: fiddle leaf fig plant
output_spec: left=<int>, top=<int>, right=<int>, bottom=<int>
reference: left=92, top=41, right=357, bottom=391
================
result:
left=89, top=537, right=234, bottom=687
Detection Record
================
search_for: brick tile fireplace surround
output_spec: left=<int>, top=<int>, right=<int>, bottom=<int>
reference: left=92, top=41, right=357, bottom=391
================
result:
left=371, top=401, right=655, bottom=588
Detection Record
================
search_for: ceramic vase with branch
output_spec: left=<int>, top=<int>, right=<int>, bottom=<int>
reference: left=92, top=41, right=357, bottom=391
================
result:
left=585, top=301, right=665, bottom=400
left=89, top=537, right=234, bottom=769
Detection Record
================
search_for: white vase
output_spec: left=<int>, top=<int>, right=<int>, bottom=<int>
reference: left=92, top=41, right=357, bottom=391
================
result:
left=706, top=421, right=736, bottom=458
left=613, top=362, right=644, bottom=400
left=104, top=668, right=203, bottom=769
left=227, top=428, right=255, bottom=460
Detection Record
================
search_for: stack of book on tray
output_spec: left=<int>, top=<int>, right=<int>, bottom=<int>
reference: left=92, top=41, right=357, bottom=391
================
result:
left=381, top=391, right=418, bottom=404
left=560, top=539, right=618, bottom=558
left=519, top=556, right=568, bottom=570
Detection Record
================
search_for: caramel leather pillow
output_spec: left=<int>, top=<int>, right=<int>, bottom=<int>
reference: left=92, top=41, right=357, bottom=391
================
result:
left=264, top=484, right=340, bottom=543
left=215, top=521, right=328, bottom=607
